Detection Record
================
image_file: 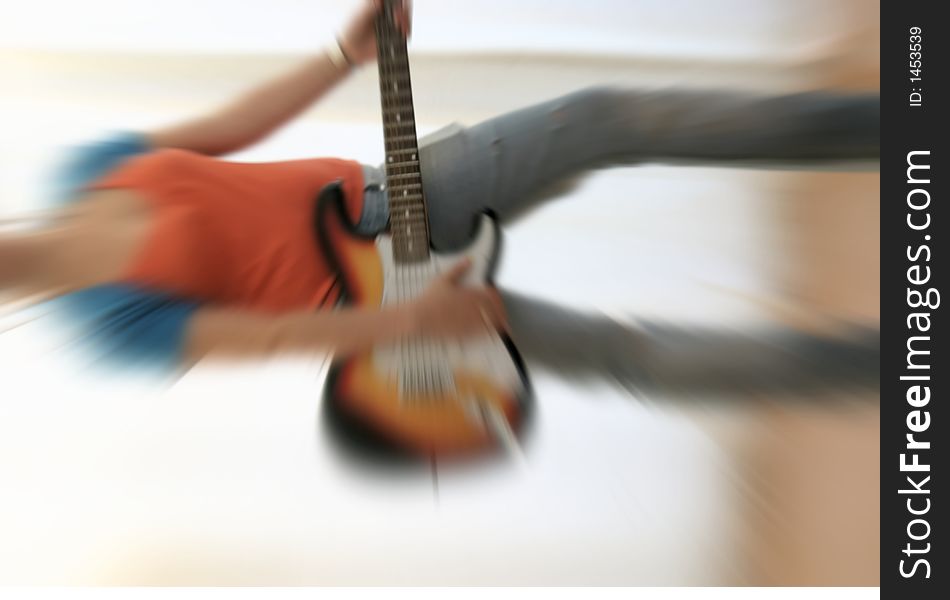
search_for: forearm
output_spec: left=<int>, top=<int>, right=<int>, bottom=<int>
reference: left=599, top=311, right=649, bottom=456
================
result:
left=185, top=304, right=414, bottom=362
left=184, top=257, right=502, bottom=363
left=150, top=49, right=352, bottom=156
left=146, top=1, right=404, bottom=156
left=277, top=304, right=415, bottom=356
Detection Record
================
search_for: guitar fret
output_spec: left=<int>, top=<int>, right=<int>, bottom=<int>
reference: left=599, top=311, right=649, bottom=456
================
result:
left=381, top=111, right=413, bottom=119
left=380, top=97, right=411, bottom=108
left=380, top=96, right=413, bottom=107
left=389, top=194, right=422, bottom=205
left=384, top=146, right=419, bottom=154
left=385, top=159, right=419, bottom=169
left=381, top=105, right=414, bottom=115
left=385, top=133, right=419, bottom=144
left=386, top=172, right=420, bottom=181
left=388, top=148, right=417, bottom=156
left=375, top=1, right=430, bottom=262
left=383, top=125, right=417, bottom=135
left=382, top=113, right=415, bottom=121
left=385, top=148, right=419, bottom=158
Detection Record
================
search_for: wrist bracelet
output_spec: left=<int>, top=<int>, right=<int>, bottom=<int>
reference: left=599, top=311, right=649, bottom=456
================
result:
left=327, top=37, right=354, bottom=71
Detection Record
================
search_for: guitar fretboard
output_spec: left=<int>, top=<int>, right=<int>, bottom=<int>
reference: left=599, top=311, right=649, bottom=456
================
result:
left=376, top=0, right=429, bottom=263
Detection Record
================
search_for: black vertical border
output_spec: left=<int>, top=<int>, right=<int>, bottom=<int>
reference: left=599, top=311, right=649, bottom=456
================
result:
left=881, top=0, right=945, bottom=597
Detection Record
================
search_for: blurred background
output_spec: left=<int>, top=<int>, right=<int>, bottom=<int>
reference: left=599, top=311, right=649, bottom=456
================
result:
left=0, top=0, right=879, bottom=586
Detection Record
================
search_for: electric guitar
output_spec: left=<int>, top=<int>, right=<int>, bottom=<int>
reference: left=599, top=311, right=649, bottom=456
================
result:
left=317, top=0, right=530, bottom=457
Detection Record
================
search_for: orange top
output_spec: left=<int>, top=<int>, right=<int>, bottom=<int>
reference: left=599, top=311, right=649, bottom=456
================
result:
left=90, top=149, right=365, bottom=313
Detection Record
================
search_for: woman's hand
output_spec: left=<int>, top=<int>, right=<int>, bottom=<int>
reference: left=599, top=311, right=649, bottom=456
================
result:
left=407, top=259, right=509, bottom=340
left=147, top=1, right=412, bottom=156
left=339, top=0, right=413, bottom=67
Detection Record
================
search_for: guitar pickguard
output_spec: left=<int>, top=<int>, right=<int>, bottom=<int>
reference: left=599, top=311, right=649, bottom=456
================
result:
left=371, top=214, right=523, bottom=401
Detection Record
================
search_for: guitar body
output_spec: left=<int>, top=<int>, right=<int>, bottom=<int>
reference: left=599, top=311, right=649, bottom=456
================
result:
left=318, top=183, right=531, bottom=457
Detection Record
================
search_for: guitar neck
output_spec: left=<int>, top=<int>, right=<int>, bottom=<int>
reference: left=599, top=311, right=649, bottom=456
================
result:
left=375, top=0, right=429, bottom=262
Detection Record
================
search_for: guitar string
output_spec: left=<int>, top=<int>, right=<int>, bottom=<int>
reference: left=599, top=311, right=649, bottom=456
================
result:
left=378, top=2, right=431, bottom=399
left=380, top=1, right=478, bottom=402
left=398, top=2, right=442, bottom=401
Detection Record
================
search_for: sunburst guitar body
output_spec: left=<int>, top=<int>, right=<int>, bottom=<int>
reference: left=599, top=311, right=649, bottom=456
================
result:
left=318, top=182, right=530, bottom=457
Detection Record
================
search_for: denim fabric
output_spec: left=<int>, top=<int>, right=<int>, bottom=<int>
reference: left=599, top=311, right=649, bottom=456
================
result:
left=47, top=131, right=151, bottom=206
left=356, top=87, right=879, bottom=251
left=49, top=284, right=203, bottom=373
left=357, top=164, right=391, bottom=236
left=47, top=132, right=202, bottom=370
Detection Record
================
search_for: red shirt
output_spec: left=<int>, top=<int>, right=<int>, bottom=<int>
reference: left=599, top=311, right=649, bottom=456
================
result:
left=90, top=149, right=364, bottom=312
